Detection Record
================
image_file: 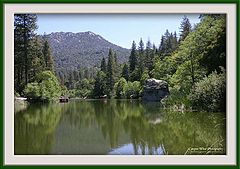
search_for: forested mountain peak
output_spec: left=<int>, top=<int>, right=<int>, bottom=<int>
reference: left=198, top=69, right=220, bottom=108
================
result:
left=45, top=31, right=130, bottom=73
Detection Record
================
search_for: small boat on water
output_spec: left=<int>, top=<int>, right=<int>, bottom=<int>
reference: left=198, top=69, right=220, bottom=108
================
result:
left=59, top=96, right=69, bottom=103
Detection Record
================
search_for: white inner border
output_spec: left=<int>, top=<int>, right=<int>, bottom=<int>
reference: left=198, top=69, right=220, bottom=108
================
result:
left=4, top=3, right=236, bottom=166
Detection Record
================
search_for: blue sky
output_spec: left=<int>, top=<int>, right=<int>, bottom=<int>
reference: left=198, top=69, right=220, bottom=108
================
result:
left=36, top=14, right=200, bottom=49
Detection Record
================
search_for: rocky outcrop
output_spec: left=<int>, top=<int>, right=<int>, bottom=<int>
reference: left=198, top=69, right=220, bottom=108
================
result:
left=142, top=78, right=169, bottom=102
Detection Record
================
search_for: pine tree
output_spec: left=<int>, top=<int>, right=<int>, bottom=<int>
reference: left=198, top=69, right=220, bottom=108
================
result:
left=114, top=52, right=118, bottom=64
left=14, top=14, right=38, bottom=93
left=138, top=38, right=145, bottom=74
left=159, top=30, right=178, bottom=59
left=171, top=31, right=178, bottom=51
left=113, top=52, right=121, bottom=81
left=164, top=30, right=172, bottom=56
left=107, top=48, right=115, bottom=93
left=138, top=38, right=144, bottom=53
left=42, top=35, right=54, bottom=71
left=152, top=43, right=157, bottom=54
left=179, top=15, right=192, bottom=42
left=121, top=64, right=129, bottom=81
left=92, top=71, right=107, bottom=97
left=145, top=39, right=153, bottom=71
left=129, top=41, right=137, bottom=74
left=68, top=71, right=74, bottom=89
left=73, top=70, right=79, bottom=81
left=28, top=36, right=44, bottom=82
left=100, top=57, right=106, bottom=72
left=159, top=35, right=166, bottom=58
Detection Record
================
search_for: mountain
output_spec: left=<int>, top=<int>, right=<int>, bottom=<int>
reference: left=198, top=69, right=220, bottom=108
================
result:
left=46, top=31, right=130, bottom=73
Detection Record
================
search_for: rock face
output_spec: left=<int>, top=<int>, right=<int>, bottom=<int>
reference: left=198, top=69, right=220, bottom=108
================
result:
left=142, top=78, right=169, bottom=102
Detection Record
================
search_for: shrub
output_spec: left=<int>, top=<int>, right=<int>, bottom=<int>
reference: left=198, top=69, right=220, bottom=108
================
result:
left=75, top=78, right=94, bottom=98
left=24, top=71, right=61, bottom=101
left=24, top=83, right=41, bottom=99
left=114, top=77, right=127, bottom=99
left=188, top=68, right=226, bottom=112
left=123, top=81, right=141, bottom=99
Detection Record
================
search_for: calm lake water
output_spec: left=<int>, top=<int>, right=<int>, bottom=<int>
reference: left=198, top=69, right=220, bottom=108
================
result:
left=14, top=99, right=226, bottom=155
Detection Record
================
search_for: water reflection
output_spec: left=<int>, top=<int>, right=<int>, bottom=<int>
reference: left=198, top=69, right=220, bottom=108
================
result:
left=14, top=100, right=226, bottom=155
left=14, top=103, right=62, bottom=154
left=108, top=143, right=165, bottom=155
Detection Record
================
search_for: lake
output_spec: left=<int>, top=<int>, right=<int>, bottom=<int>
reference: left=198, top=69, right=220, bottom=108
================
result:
left=14, top=99, right=226, bottom=155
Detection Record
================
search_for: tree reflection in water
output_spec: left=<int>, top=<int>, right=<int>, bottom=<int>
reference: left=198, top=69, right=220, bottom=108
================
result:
left=14, top=100, right=226, bottom=155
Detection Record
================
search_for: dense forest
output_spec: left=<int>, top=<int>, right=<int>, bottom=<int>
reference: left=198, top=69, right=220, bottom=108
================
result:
left=14, top=14, right=226, bottom=112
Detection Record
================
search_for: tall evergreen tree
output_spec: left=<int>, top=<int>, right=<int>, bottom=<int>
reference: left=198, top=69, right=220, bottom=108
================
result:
left=92, top=71, right=107, bottom=97
left=114, top=52, right=118, bottom=64
left=159, top=35, right=166, bottom=58
left=42, top=36, right=54, bottom=71
left=129, top=41, right=137, bottom=74
left=73, top=70, right=79, bottom=81
left=179, top=15, right=192, bottom=42
left=121, top=64, right=129, bottom=81
left=164, top=30, right=172, bottom=56
left=159, top=30, right=178, bottom=59
left=137, top=38, right=145, bottom=74
left=107, top=48, right=115, bottom=93
left=138, top=38, right=144, bottom=53
left=14, top=14, right=38, bottom=93
left=152, top=43, right=157, bottom=54
left=100, top=57, right=107, bottom=72
left=113, top=52, right=121, bottom=81
left=145, top=39, right=153, bottom=71
left=171, top=31, right=178, bottom=51
left=28, top=36, right=44, bottom=82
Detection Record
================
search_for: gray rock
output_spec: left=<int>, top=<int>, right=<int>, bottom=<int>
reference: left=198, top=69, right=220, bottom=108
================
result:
left=142, top=78, right=169, bottom=102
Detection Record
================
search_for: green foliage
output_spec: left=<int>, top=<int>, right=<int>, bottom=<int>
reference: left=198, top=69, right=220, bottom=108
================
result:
left=42, top=36, right=54, bottom=71
left=24, top=71, right=61, bottom=101
left=68, top=89, right=76, bottom=98
left=123, top=81, right=141, bottom=99
left=129, top=41, right=137, bottom=74
left=179, top=15, right=192, bottom=42
left=199, top=15, right=226, bottom=74
left=170, top=60, right=206, bottom=93
left=121, top=64, right=129, bottom=81
left=92, top=71, right=107, bottom=98
left=137, top=38, right=145, bottom=75
left=152, top=15, right=226, bottom=112
left=114, top=77, right=127, bottom=99
left=159, top=30, right=178, bottom=58
left=75, top=78, right=94, bottom=98
left=61, top=85, right=69, bottom=96
left=28, top=36, right=45, bottom=82
left=14, top=91, right=20, bottom=97
left=188, top=68, right=226, bottom=112
left=159, top=15, right=226, bottom=94
left=107, top=49, right=115, bottom=93
left=14, top=14, right=39, bottom=93
left=161, top=87, right=191, bottom=110
left=129, top=67, right=141, bottom=82
left=100, top=57, right=107, bottom=73
left=140, top=70, right=150, bottom=85
left=145, top=40, right=154, bottom=71
left=152, top=55, right=177, bottom=82
left=24, top=83, right=41, bottom=99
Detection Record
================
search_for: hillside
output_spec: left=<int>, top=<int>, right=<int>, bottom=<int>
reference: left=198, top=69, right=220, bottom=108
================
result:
left=46, top=31, right=130, bottom=73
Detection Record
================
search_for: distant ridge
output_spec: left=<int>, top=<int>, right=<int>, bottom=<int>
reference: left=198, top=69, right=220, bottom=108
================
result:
left=45, top=31, right=130, bottom=73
